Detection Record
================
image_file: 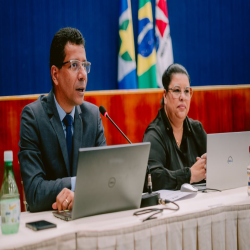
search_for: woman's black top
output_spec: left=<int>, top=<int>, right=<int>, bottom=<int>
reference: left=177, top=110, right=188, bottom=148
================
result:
left=143, top=108, right=207, bottom=191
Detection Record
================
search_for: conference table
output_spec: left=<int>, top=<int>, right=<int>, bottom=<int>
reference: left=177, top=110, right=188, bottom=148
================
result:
left=1, top=186, right=250, bottom=250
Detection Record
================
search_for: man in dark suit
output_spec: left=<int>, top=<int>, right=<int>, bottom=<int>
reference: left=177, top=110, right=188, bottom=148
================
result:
left=18, top=27, right=106, bottom=212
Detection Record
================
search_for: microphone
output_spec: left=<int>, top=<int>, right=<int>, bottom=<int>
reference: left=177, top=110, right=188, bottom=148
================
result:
left=99, top=106, right=132, bottom=144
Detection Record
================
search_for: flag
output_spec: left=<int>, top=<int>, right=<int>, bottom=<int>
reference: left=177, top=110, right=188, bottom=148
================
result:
left=155, top=0, right=173, bottom=88
left=118, top=0, right=137, bottom=89
left=137, top=0, right=157, bottom=89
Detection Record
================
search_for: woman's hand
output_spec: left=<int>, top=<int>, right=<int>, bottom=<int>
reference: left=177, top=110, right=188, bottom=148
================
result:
left=200, top=153, right=207, bottom=160
left=190, top=155, right=207, bottom=183
left=52, top=188, right=74, bottom=211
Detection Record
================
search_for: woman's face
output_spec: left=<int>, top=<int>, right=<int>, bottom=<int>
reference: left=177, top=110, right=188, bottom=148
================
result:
left=163, top=73, right=192, bottom=122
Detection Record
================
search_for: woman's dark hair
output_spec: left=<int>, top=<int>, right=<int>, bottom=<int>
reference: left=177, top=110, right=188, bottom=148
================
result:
left=50, top=27, right=85, bottom=69
left=162, top=63, right=190, bottom=90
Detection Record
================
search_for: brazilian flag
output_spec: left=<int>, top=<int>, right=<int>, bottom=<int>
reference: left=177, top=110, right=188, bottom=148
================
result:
left=137, top=0, right=157, bottom=89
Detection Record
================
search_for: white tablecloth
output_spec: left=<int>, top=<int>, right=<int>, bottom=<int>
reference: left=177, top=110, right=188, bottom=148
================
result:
left=1, top=187, right=250, bottom=250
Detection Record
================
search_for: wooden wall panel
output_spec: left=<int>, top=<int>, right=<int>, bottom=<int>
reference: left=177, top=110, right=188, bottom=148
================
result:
left=0, top=86, right=249, bottom=212
left=189, top=86, right=250, bottom=134
left=84, top=90, right=164, bottom=145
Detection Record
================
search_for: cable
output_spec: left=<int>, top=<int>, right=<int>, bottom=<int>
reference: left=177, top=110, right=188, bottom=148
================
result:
left=201, top=188, right=221, bottom=193
left=134, top=199, right=180, bottom=222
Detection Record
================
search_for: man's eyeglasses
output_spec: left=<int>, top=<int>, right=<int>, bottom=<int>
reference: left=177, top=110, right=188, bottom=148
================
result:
left=168, top=86, right=193, bottom=99
left=61, top=59, right=91, bottom=73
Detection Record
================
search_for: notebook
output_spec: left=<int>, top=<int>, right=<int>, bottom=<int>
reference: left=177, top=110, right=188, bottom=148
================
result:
left=53, top=142, right=150, bottom=220
left=195, top=131, right=250, bottom=191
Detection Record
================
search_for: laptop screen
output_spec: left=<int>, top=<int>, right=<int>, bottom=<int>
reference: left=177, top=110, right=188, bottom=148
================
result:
left=61, top=142, right=150, bottom=220
left=206, top=131, right=250, bottom=190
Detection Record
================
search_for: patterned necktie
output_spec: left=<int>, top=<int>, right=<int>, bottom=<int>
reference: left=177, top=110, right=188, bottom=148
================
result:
left=63, top=114, right=73, bottom=167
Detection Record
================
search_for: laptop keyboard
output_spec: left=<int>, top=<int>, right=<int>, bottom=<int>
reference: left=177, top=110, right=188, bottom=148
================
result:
left=52, top=210, right=72, bottom=220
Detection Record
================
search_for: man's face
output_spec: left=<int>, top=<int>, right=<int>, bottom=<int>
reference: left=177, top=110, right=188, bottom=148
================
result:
left=52, top=43, right=87, bottom=113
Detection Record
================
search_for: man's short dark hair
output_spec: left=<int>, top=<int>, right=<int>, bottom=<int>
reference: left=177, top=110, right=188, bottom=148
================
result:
left=50, top=27, right=85, bottom=69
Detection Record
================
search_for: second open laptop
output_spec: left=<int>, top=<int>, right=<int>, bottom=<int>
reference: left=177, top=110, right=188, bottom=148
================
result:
left=53, top=142, right=150, bottom=221
left=194, top=131, right=250, bottom=191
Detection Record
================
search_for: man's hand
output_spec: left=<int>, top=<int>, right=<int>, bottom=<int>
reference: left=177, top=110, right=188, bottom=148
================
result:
left=190, top=156, right=207, bottom=183
left=52, top=188, right=74, bottom=211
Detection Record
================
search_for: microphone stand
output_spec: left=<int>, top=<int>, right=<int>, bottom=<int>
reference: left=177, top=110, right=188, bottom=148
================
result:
left=105, top=114, right=132, bottom=144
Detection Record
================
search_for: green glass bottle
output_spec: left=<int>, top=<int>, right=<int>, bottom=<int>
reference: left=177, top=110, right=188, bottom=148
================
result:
left=0, top=151, right=20, bottom=234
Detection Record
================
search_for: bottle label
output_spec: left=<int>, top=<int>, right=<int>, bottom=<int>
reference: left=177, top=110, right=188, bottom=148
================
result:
left=0, top=199, right=20, bottom=225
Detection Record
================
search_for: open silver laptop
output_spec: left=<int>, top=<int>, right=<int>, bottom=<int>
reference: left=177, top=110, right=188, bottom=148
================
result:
left=195, top=131, right=250, bottom=191
left=53, top=142, right=150, bottom=220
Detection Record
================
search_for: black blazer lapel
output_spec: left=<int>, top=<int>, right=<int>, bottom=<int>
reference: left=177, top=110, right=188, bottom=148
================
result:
left=72, top=105, right=83, bottom=176
left=46, top=91, right=71, bottom=176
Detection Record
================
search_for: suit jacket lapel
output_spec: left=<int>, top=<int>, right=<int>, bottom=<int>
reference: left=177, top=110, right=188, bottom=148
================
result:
left=46, top=90, right=71, bottom=176
left=72, top=105, right=83, bottom=176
